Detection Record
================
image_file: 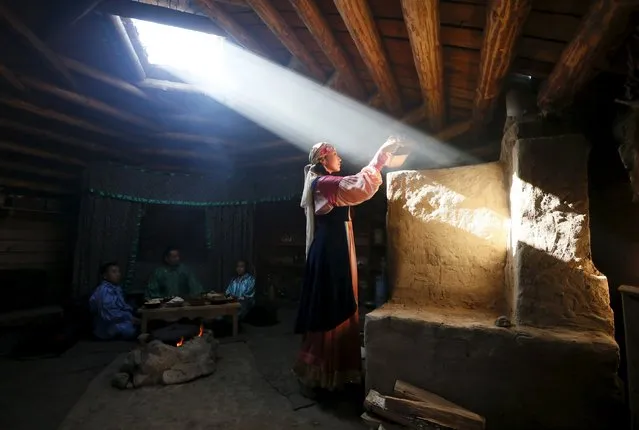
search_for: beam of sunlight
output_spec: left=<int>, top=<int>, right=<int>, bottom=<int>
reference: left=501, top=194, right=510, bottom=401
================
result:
left=130, top=18, right=479, bottom=168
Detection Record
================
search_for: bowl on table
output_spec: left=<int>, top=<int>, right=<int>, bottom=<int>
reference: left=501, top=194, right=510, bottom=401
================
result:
left=143, top=299, right=162, bottom=309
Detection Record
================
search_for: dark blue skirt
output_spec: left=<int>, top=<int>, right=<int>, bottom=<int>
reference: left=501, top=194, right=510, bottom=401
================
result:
left=294, top=206, right=357, bottom=334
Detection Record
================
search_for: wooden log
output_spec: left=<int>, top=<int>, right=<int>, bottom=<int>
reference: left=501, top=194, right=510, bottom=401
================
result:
left=195, top=0, right=269, bottom=56
left=0, top=64, right=25, bottom=91
left=361, top=412, right=406, bottom=430
left=0, top=4, right=76, bottom=89
left=20, top=76, right=158, bottom=130
left=44, top=0, right=105, bottom=41
left=59, top=55, right=150, bottom=100
left=434, top=120, right=472, bottom=141
left=402, top=104, right=426, bottom=125
left=98, top=0, right=227, bottom=36
left=400, top=0, right=445, bottom=131
left=0, top=119, right=113, bottom=157
left=135, top=147, right=220, bottom=161
left=131, top=0, right=249, bottom=13
left=0, top=160, right=78, bottom=180
left=246, top=0, right=326, bottom=81
left=0, top=141, right=86, bottom=167
left=138, top=78, right=208, bottom=95
left=0, top=178, right=75, bottom=195
left=154, top=132, right=229, bottom=146
left=472, top=0, right=532, bottom=127
left=384, top=397, right=484, bottom=430
left=289, top=0, right=365, bottom=98
left=0, top=98, right=141, bottom=142
left=364, top=390, right=445, bottom=430
left=537, top=0, right=639, bottom=113
left=391, top=381, right=485, bottom=430
left=334, top=0, right=403, bottom=115
left=111, top=15, right=148, bottom=81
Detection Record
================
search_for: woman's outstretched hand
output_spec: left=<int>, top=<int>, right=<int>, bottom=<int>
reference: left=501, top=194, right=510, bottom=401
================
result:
left=379, top=135, right=407, bottom=154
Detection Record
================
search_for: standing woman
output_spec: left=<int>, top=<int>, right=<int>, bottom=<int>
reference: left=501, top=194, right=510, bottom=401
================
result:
left=294, top=137, right=403, bottom=394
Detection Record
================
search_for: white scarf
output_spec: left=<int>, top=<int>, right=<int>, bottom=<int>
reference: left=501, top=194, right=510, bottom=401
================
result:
left=300, top=142, right=334, bottom=257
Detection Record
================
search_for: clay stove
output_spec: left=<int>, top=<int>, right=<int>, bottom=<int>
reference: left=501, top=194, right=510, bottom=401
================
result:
left=112, top=324, right=218, bottom=389
left=365, top=120, right=622, bottom=430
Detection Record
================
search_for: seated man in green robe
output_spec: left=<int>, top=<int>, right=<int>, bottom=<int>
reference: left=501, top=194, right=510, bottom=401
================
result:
left=145, top=246, right=203, bottom=299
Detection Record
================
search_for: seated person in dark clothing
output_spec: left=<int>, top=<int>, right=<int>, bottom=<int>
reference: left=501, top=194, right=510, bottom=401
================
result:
left=145, top=246, right=203, bottom=299
left=89, top=262, right=139, bottom=340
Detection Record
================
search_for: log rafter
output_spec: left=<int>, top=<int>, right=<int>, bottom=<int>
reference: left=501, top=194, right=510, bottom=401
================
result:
left=0, top=140, right=86, bottom=167
left=288, top=0, right=365, bottom=98
left=0, top=98, right=144, bottom=143
left=401, top=0, right=445, bottom=131
left=0, top=3, right=76, bottom=89
left=195, top=0, right=270, bottom=56
left=19, top=75, right=158, bottom=130
left=538, top=0, right=639, bottom=112
left=246, top=0, right=326, bottom=82
left=473, top=0, right=532, bottom=127
left=333, top=0, right=403, bottom=115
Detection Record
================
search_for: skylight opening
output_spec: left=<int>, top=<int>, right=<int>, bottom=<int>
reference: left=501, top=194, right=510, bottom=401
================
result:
left=130, top=19, right=226, bottom=76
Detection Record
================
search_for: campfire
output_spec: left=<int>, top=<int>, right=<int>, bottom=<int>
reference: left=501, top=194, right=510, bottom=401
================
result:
left=112, top=323, right=218, bottom=389
left=175, top=323, right=204, bottom=347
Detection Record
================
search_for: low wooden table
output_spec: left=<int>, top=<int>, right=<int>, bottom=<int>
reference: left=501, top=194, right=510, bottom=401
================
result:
left=139, top=302, right=241, bottom=337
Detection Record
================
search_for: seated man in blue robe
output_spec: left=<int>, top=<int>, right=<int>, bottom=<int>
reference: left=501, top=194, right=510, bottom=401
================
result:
left=225, top=259, right=256, bottom=319
left=89, top=262, right=139, bottom=340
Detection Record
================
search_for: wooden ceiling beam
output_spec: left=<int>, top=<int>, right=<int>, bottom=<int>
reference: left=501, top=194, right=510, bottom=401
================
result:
left=333, top=0, right=402, bottom=115
left=44, top=0, right=105, bottom=41
left=0, top=141, right=86, bottom=167
left=0, top=160, right=78, bottom=181
left=0, top=64, right=25, bottom=91
left=135, top=147, right=221, bottom=161
left=246, top=0, right=326, bottom=81
left=195, top=0, right=269, bottom=56
left=538, top=0, right=639, bottom=113
left=138, top=78, right=209, bottom=95
left=154, top=132, right=230, bottom=147
left=0, top=178, right=75, bottom=195
left=59, top=55, right=151, bottom=100
left=472, top=0, right=532, bottom=127
left=401, top=0, right=445, bottom=131
left=110, top=16, right=147, bottom=82
left=0, top=3, right=76, bottom=89
left=132, top=0, right=249, bottom=13
left=0, top=119, right=113, bottom=157
left=288, top=0, right=364, bottom=97
left=19, top=75, right=158, bottom=130
left=0, top=98, right=142, bottom=143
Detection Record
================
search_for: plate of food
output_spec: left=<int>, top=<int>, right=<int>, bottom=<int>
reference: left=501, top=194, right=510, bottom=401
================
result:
left=165, top=296, right=185, bottom=307
left=144, top=298, right=162, bottom=309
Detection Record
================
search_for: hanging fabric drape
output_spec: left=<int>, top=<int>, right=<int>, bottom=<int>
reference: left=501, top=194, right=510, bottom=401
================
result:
left=72, top=195, right=142, bottom=297
left=208, top=204, right=256, bottom=291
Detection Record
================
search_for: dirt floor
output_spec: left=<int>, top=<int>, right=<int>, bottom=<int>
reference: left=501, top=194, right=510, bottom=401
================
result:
left=0, top=307, right=365, bottom=430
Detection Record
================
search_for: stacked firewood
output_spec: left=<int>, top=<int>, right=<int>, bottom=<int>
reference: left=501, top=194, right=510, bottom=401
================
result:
left=361, top=380, right=485, bottom=430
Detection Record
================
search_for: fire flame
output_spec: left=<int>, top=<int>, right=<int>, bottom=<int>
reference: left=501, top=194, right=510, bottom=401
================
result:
left=198, top=323, right=204, bottom=337
left=176, top=337, right=184, bottom=347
